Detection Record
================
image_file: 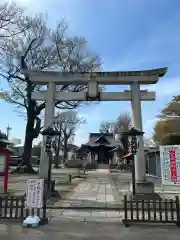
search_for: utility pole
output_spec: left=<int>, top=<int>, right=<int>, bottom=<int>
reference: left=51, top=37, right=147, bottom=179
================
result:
left=6, top=125, right=12, bottom=140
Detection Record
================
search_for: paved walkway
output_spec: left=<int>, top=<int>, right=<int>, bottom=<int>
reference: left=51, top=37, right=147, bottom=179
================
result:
left=1, top=221, right=179, bottom=239
left=1, top=169, right=180, bottom=238
left=51, top=169, right=123, bottom=222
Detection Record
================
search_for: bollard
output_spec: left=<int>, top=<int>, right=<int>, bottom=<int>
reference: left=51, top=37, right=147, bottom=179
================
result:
left=51, top=180, right=55, bottom=193
left=69, top=172, right=72, bottom=183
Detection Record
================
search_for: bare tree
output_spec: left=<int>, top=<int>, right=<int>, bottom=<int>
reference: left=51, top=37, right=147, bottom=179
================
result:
left=0, top=2, right=24, bottom=38
left=144, top=137, right=157, bottom=148
left=0, top=2, right=30, bottom=73
left=113, top=112, right=132, bottom=154
left=99, top=121, right=112, bottom=133
left=0, top=15, right=100, bottom=173
left=114, top=113, right=132, bottom=133
left=52, top=114, right=64, bottom=168
left=53, top=110, right=86, bottom=167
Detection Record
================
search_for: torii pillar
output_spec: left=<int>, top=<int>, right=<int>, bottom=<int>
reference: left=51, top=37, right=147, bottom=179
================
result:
left=39, top=82, right=55, bottom=182
left=131, top=82, right=146, bottom=181
left=130, top=82, right=154, bottom=194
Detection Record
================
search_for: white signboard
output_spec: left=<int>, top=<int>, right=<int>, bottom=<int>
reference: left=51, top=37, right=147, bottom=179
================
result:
left=0, top=155, right=5, bottom=172
left=160, top=145, right=180, bottom=185
left=26, top=179, right=44, bottom=208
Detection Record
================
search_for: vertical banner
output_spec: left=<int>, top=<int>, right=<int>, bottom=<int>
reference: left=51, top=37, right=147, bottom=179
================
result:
left=169, top=149, right=177, bottom=183
left=160, top=145, right=180, bottom=185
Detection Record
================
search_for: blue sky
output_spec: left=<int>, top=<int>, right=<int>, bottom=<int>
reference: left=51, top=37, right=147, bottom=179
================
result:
left=1, top=0, right=180, bottom=146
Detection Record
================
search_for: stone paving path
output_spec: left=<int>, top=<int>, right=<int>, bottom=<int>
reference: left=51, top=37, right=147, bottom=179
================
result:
left=1, top=170, right=180, bottom=238
left=51, top=169, right=123, bottom=222
left=1, top=221, right=180, bottom=239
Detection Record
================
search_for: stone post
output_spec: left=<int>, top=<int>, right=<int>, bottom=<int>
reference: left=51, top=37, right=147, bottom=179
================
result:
left=39, top=82, right=55, bottom=180
left=131, top=83, right=154, bottom=194
left=131, top=82, right=146, bottom=182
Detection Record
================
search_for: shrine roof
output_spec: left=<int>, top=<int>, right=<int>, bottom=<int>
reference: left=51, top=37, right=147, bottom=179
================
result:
left=83, top=132, right=117, bottom=148
left=109, top=145, right=124, bottom=152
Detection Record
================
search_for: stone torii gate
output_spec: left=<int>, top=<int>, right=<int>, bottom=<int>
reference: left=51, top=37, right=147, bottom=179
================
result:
left=23, top=68, right=167, bottom=194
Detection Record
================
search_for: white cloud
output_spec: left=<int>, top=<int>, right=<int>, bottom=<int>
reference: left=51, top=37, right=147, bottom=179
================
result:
left=141, top=76, right=180, bottom=99
left=74, top=129, right=88, bottom=146
left=140, top=77, right=179, bottom=138
left=78, top=105, right=103, bottom=123
left=8, top=0, right=34, bottom=5
left=74, top=105, right=104, bottom=146
left=16, top=0, right=32, bottom=3
left=143, top=117, right=157, bottom=137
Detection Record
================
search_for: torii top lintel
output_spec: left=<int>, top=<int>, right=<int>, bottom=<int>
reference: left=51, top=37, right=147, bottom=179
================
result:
left=22, top=67, right=167, bottom=85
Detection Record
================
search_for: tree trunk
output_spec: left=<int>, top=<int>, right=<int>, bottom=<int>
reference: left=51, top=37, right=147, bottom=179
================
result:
left=21, top=115, right=36, bottom=170
left=11, top=104, right=37, bottom=174
left=63, top=136, right=68, bottom=164
left=121, top=136, right=129, bottom=154
left=54, top=136, right=61, bottom=168
left=10, top=62, right=40, bottom=174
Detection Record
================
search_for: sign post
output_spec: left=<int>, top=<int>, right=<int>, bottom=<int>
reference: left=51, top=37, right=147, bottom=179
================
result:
left=23, top=179, right=44, bottom=228
left=160, top=145, right=180, bottom=188
left=26, top=179, right=44, bottom=209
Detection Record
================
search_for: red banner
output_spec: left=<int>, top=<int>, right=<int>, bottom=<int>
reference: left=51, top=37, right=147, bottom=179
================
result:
left=169, top=149, right=177, bottom=183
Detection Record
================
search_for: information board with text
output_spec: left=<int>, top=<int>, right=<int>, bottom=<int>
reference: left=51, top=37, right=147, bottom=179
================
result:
left=26, top=179, right=44, bottom=208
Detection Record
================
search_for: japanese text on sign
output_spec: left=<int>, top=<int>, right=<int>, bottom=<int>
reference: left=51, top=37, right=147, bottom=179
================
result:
left=26, top=179, right=44, bottom=208
left=160, top=145, right=180, bottom=185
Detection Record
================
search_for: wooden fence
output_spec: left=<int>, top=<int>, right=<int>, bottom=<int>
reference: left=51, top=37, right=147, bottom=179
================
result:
left=122, top=195, right=180, bottom=227
left=0, top=195, right=48, bottom=224
left=1, top=194, right=180, bottom=227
